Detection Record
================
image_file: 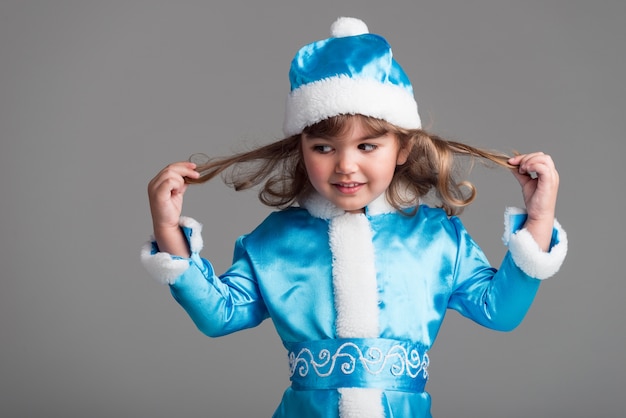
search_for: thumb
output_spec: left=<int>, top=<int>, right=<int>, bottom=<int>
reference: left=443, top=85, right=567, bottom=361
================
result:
left=510, top=167, right=531, bottom=188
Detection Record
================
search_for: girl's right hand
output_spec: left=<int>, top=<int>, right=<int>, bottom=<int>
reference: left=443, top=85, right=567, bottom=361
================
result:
left=147, top=162, right=200, bottom=256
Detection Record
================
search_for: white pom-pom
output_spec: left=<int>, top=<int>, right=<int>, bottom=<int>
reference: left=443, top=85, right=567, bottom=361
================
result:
left=330, top=17, right=369, bottom=38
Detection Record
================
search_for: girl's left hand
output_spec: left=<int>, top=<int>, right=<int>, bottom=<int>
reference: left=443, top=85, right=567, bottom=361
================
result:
left=508, top=152, right=559, bottom=251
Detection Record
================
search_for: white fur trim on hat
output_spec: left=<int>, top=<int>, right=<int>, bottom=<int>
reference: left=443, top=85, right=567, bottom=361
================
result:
left=283, top=75, right=421, bottom=136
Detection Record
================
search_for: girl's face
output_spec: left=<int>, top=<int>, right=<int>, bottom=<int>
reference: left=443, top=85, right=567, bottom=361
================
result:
left=301, top=117, right=409, bottom=213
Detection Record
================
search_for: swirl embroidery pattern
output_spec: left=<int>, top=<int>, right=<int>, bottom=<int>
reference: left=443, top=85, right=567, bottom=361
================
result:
left=288, top=341, right=429, bottom=380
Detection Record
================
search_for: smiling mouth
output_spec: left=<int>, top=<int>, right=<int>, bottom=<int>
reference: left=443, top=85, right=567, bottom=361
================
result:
left=333, top=182, right=363, bottom=194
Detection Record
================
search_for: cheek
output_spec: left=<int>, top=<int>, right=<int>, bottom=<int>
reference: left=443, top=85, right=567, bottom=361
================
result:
left=375, top=153, right=400, bottom=177
left=302, top=153, right=325, bottom=184
left=378, top=167, right=396, bottom=187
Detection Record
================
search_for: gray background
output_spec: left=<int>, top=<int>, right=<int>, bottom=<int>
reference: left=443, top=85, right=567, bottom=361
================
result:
left=1, top=0, right=624, bottom=417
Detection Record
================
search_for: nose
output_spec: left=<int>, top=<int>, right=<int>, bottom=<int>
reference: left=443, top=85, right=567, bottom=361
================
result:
left=335, top=150, right=357, bottom=174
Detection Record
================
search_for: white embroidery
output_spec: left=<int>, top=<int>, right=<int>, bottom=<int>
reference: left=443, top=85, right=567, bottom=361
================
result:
left=288, top=342, right=429, bottom=380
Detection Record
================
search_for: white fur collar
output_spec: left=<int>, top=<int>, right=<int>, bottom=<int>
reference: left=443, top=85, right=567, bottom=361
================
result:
left=299, top=192, right=398, bottom=219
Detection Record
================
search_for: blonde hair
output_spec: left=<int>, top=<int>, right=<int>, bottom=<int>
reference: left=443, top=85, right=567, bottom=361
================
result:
left=187, top=115, right=514, bottom=216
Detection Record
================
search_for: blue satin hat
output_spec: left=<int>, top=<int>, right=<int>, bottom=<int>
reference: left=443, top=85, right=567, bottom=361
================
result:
left=283, top=17, right=421, bottom=136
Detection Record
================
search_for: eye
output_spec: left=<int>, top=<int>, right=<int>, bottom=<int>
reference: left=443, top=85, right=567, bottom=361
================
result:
left=313, top=145, right=333, bottom=154
left=358, top=143, right=378, bottom=152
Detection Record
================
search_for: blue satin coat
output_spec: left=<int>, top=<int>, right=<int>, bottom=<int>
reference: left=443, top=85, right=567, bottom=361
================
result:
left=161, top=204, right=555, bottom=417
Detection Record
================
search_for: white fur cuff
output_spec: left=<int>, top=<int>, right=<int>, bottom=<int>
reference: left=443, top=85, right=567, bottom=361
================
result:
left=140, top=216, right=204, bottom=285
left=179, top=216, right=204, bottom=253
left=503, top=207, right=568, bottom=280
left=141, top=242, right=190, bottom=285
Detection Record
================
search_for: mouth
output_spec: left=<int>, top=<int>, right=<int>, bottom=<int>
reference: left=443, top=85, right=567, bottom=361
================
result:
left=333, top=182, right=364, bottom=194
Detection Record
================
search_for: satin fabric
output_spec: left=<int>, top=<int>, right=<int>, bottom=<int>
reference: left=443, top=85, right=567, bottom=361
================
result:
left=168, top=205, right=543, bottom=417
left=289, top=33, right=413, bottom=94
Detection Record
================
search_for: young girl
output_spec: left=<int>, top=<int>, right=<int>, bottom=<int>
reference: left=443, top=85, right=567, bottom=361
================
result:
left=142, top=17, right=567, bottom=418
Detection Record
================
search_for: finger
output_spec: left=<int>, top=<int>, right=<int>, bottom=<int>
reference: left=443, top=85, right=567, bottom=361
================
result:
left=150, top=177, right=185, bottom=203
left=510, top=166, right=533, bottom=187
left=149, top=166, right=195, bottom=199
left=509, top=155, right=539, bottom=182
left=510, top=152, right=556, bottom=178
left=150, top=162, right=199, bottom=189
left=509, top=152, right=543, bottom=168
left=520, top=156, right=558, bottom=183
left=508, top=153, right=526, bottom=166
left=163, top=161, right=199, bottom=178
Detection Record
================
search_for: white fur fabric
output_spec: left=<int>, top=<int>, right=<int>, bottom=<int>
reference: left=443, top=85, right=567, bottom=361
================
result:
left=503, top=207, right=568, bottom=280
left=140, top=216, right=204, bottom=285
left=338, top=387, right=385, bottom=418
left=283, top=75, right=420, bottom=136
left=329, top=213, right=380, bottom=338
left=329, top=213, right=383, bottom=416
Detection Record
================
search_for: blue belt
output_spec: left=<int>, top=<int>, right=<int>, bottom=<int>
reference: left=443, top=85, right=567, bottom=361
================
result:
left=284, top=338, right=429, bottom=393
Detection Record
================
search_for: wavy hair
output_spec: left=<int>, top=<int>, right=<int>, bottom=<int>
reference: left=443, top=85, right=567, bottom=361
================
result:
left=186, top=115, right=515, bottom=216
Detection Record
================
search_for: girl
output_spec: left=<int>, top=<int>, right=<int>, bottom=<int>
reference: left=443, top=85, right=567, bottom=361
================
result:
left=142, top=17, right=567, bottom=418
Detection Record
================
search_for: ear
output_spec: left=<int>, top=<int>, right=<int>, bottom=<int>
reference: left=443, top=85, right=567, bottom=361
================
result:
left=396, top=141, right=410, bottom=165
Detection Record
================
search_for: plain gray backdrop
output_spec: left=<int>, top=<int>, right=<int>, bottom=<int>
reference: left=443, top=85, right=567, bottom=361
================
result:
left=1, top=1, right=624, bottom=417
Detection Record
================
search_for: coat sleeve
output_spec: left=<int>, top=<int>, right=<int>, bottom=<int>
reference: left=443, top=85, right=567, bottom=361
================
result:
left=447, top=208, right=567, bottom=331
left=141, top=216, right=269, bottom=337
